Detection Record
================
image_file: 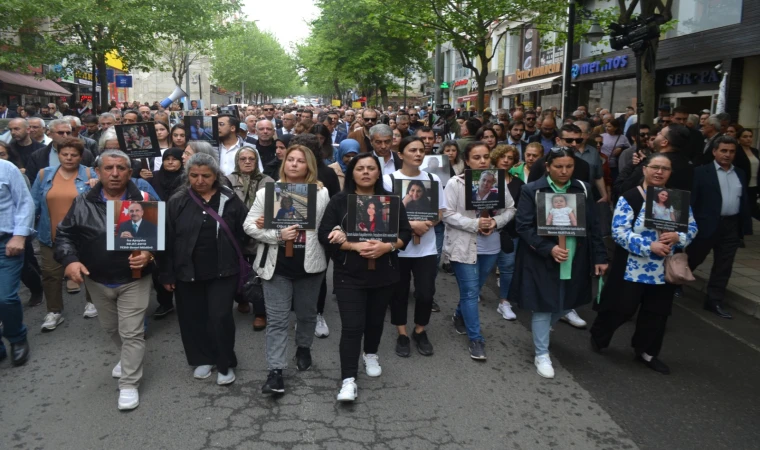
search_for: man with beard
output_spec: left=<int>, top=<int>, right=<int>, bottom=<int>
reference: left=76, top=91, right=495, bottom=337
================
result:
left=7, top=119, right=45, bottom=172
left=506, top=121, right=528, bottom=159
left=528, top=116, right=558, bottom=154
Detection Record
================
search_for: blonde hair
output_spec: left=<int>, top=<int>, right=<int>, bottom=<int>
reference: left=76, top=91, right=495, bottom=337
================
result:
left=278, top=145, right=322, bottom=186
left=490, top=144, right=518, bottom=167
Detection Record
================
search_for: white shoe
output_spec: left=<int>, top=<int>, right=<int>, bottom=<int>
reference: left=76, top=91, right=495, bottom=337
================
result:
left=362, top=353, right=382, bottom=377
left=337, top=377, right=357, bottom=402
left=118, top=388, right=139, bottom=410
left=112, top=361, right=122, bottom=378
left=315, top=313, right=329, bottom=338
left=497, top=302, right=517, bottom=321
left=217, top=368, right=236, bottom=385
left=561, top=310, right=587, bottom=329
left=535, top=354, right=555, bottom=379
left=194, top=365, right=214, bottom=379
left=83, top=302, right=98, bottom=318
left=41, top=312, right=64, bottom=331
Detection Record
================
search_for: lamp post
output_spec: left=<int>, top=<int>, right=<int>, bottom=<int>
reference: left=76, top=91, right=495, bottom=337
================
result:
left=561, top=0, right=604, bottom=121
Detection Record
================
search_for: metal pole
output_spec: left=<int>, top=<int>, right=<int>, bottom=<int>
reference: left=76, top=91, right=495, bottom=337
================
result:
left=561, top=0, right=576, bottom=121
left=241, top=81, right=245, bottom=104
left=435, top=30, right=442, bottom=108
left=184, top=53, right=191, bottom=105
left=403, top=67, right=408, bottom=109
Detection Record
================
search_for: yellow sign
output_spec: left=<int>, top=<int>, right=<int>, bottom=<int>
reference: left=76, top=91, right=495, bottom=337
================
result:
left=105, top=51, right=125, bottom=71
left=331, top=99, right=341, bottom=107
left=516, top=63, right=562, bottom=81
left=352, top=101, right=362, bottom=109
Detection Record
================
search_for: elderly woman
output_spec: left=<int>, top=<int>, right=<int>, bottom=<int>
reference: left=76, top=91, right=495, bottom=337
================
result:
left=31, top=138, right=99, bottom=331
left=160, top=153, right=249, bottom=385
left=590, top=154, right=697, bottom=374
left=244, top=145, right=330, bottom=396
left=225, top=145, right=274, bottom=328
left=511, top=147, right=607, bottom=379
left=182, top=141, right=219, bottom=165
left=329, top=139, right=360, bottom=190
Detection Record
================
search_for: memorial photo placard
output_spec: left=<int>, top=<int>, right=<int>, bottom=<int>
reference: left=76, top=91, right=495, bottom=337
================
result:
left=263, top=182, right=317, bottom=229
left=421, top=155, right=450, bottom=187
left=536, top=192, right=587, bottom=237
left=346, top=195, right=400, bottom=243
left=394, top=179, right=439, bottom=222
left=184, top=115, right=219, bottom=147
left=464, top=169, right=505, bottom=211
left=644, top=187, right=690, bottom=232
left=106, top=201, right=165, bottom=251
left=115, top=122, right=161, bottom=159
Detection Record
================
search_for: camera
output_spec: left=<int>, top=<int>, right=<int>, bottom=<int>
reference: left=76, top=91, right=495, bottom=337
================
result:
left=435, top=104, right=455, bottom=118
left=609, top=14, right=666, bottom=52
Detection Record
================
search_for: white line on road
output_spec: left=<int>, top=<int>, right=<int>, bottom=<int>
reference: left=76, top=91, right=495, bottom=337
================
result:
left=674, top=302, right=760, bottom=354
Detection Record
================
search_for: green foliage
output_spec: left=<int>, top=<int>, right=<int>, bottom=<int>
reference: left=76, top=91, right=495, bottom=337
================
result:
left=210, top=21, right=301, bottom=98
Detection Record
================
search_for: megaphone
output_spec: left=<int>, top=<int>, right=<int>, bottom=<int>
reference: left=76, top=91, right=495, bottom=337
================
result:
left=160, top=86, right=187, bottom=108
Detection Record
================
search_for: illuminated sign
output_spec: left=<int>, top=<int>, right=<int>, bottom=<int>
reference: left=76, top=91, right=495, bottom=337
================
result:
left=572, top=55, right=629, bottom=79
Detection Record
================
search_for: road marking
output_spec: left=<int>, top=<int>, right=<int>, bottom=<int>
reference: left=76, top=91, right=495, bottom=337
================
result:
left=674, top=302, right=760, bottom=354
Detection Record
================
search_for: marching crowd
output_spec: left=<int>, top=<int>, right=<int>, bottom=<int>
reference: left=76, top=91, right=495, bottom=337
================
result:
left=0, top=99, right=755, bottom=410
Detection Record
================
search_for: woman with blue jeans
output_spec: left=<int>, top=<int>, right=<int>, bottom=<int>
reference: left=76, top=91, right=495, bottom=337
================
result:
left=490, top=145, right=524, bottom=321
left=443, top=141, right=515, bottom=361
left=511, top=147, right=608, bottom=379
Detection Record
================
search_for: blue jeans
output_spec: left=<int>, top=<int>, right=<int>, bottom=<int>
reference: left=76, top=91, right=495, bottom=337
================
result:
left=496, top=239, right=519, bottom=300
left=0, top=235, right=27, bottom=355
left=530, top=281, right=570, bottom=356
left=451, top=253, right=499, bottom=342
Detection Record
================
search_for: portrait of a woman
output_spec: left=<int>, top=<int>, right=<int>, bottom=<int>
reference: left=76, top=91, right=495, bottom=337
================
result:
left=357, top=196, right=387, bottom=232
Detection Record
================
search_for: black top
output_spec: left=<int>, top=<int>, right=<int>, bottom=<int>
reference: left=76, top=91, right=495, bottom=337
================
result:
left=274, top=231, right=307, bottom=279
left=317, top=164, right=341, bottom=197
left=256, top=141, right=278, bottom=168
left=192, top=191, right=221, bottom=280
left=527, top=154, right=591, bottom=185
left=504, top=176, right=524, bottom=237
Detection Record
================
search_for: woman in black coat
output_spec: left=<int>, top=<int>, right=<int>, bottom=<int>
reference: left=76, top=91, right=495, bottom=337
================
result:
left=510, top=147, right=608, bottom=379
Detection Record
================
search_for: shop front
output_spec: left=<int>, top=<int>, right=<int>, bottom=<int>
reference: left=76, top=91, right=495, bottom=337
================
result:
left=467, top=71, right=502, bottom=111
left=501, top=65, right=563, bottom=110
left=657, top=64, right=722, bottom=114
left=0, top=69, right=72, bottom=108
left=452, top=77, right=470, bottom=108
left=570, top=51, right=636, bottom=114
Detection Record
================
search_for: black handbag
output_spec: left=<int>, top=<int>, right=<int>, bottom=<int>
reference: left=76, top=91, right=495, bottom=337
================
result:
left=500, top=227, right=515, bottom=254
left=243, top=270, right=265, bottom=305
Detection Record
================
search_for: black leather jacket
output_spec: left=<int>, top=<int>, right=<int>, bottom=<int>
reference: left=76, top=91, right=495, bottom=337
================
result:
left=55, top=181, right=156, bottom=285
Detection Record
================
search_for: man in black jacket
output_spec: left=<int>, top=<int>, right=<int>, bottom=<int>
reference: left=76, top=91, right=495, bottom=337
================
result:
left=56, top=149, right=156, bottom=411
left=64, top=115, right=99, bottom=157
left=687, top=136, right=752, bottom=319
left=7, top=118, right=45, bottom=170
left=26, top=119, right=95, bottom=183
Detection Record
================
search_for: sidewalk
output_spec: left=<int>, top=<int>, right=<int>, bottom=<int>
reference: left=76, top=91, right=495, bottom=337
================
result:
left=685, top=218, right=760, bottom=319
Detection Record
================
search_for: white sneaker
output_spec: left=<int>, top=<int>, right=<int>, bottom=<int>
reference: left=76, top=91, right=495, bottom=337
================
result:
left=315, top=314, right=329, bottom=338
left=561, top=310, right=587, bottom=329
left=362, top=353, right=382, bottom=377
left=337, top=377, right=357, bottom=402
left=118, top=388, right=139, bottom=410
left=194, top=365, right=214, bottom=379
left=83, top=302, right=98, bottom=318
left=217, top=368, right=236, bottom=385
left=497, top=302, right=517, bottom=321
left=535, top=354, right=555, bottom=379
left=112, top=361, right=122, bottom=378
left=41, top=312, right=64, bottom=331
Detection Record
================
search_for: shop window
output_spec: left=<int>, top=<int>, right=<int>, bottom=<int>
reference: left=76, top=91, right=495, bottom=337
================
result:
left=665, top=0, right=743, bottom=38
left=587, top=78, right=637, bottom=114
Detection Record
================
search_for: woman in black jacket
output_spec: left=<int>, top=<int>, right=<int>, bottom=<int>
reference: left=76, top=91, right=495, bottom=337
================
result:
left=318, top=153, right=412, bottom=402
left=160, top=152, right=249, bottom=386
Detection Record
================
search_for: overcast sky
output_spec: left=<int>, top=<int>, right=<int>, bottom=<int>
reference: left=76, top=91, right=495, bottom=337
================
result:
left=241, top=0, right=319, bottom=53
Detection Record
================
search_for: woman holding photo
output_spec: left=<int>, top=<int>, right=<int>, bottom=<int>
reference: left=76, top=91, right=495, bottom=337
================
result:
left=318, top=153, right=411, bottom=402
left=444, top=141, right=515, bottom=361
left=511, top=147, right=608, bottom=379
left=244, top=145, right=329, bottom=396
left=590, top=154, right=697, bottom=374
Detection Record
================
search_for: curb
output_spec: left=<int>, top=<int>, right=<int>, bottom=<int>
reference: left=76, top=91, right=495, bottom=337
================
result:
left=685, top=273, right=760, bottom=320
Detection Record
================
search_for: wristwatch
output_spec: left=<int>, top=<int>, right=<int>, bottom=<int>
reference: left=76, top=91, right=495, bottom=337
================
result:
left=390, top=242, right=396, bottom=252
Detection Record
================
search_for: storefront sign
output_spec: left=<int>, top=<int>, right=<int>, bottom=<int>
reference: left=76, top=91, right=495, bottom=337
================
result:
left=516, top=63, right=562, bottom=81
left=571, top=55, right=629, bottom=79
left=664, top=69, right=720, bottom=87
left=471, top=72, right=500, bottom=91
left=454, top=79, right=469, bottom=88
left=115, top=75, right=133, bottom=88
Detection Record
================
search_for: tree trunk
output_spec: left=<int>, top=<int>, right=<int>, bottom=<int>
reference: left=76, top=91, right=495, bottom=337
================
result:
left=333, top=79, right=342, bottom=100
left=640, top=68, right=656, bottom=125
left=97, top=53, right=109, bottom=113
left=476, top=52, right=489, bottom=113
left=380, top=86, right=389, bottom=109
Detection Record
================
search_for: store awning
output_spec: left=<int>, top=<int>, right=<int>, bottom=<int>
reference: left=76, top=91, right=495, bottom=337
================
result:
left=0, top=70, right=72, bottom=97
left=501, top=76, right=561, bottom=96
left=456, top=93, right=478, bottom=103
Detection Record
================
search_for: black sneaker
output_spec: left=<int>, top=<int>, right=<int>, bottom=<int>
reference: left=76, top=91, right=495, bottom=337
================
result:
left=442, top=263, right=454, bottom=275
left=430, top=301, right=441, bottom=313
left=412, top=330, right=434, bottom=356
left=295, top=347, right=312, bottom=371
left=395, top=335, right=411, bottom=357
left=262, top=369, right=285, bottom=394
left=27, top=291, right=43, bottom=307
left=636, top=355, right=670, bottom=375
left=153, top=304, right=175, bottom=319
left=452, top=315, right=466, bottom=335
left=469, top=340, right=486, bottom=360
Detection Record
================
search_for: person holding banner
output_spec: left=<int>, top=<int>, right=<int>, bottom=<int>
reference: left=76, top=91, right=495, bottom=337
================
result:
left=443, top=141, right=515, bottom=361
left=590, top=154, right=697, bottom=374
left=244, top=145, right=329, bottom=396
left=318, top=153, right=411, bottom=402
left=511, top=147, right=607, bottom=379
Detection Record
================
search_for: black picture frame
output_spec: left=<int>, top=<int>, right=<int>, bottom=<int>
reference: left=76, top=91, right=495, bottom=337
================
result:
left=536, top=192, right=587, bottom=237
left=184, top=115, right=219, bottom=147
left=115, top=122, right=161, bottom=159
left=263, top=182, right=317, bottom=229
left=464, top=168, right=506, bottom=210
left=346, top=195, right=400, bottom=243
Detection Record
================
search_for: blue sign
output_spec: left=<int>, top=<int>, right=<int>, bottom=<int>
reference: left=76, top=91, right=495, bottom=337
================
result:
left=115, top=75, right=132, bottom=88
left=571, top=55, right=629, bottom=79
left=94, top=69, right=115, bottom=83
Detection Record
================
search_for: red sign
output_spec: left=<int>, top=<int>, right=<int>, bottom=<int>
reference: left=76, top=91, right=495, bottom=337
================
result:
left=454, top=79, right=469, bottom=87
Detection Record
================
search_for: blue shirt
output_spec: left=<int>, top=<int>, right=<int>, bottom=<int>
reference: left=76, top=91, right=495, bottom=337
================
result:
left=714, top=161, right=742, bottom=216
left=540, top=136, right=554, bottom=155
left=48, top=147, right=61, bottom=169
left=0, top=159, right=35, bottom=237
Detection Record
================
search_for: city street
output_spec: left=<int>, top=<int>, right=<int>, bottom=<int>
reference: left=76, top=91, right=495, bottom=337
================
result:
left=1, top=269, right=759, bottom=450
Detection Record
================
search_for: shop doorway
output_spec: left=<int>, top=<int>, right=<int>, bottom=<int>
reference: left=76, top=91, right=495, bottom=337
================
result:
left=659, top=91, right=718, bottom=115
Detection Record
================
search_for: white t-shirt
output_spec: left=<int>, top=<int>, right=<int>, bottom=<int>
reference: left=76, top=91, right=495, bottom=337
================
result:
left=383, top=170, right=446, bottom=258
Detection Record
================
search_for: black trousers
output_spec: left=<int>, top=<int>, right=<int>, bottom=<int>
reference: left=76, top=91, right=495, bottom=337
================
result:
left=21, top=239, right=42, bottom=296
left=317, top=251, right=330, bottom=314
left=686, top=215, right=741, bottom=308
left=175, top=276, right=238, bottom=374
left=151, top=268, right=174, bottom=308
left=590, top=281, right=675, bottom=357
left=748, top=187, right=760, bottom=220
left=391, top=255, right=437, bottom=327
left=335, top=285, right=393, bottom=380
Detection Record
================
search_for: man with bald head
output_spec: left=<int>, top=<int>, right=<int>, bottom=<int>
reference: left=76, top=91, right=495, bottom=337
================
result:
left=254, top=119, right=277, bottom=169
left=28, top=118, right=51, bottom=146
left=278, top=113, right=296, bottom=137
left=8, top=119, right=45, bottom=171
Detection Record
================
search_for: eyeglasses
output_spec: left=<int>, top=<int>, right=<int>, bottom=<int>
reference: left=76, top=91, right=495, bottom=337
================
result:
left=639, top=133, right=650, bottom=137
left=562, top=138, right=584, bottom=144
left=364, top=117, right=377, bottom=122
left=263, top=107, right=274, bottom=111
left=55, top=131, right=72, bottom=136
left=525, top=117, right=536, bottom=121
left=645, top=165, right=672, bottom=172
left=410, top=115, right=418, bottom=118
left=239, top=157, right=257, bottom=162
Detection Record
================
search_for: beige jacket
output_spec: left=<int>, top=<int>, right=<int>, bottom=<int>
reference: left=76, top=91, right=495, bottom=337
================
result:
left=327, top=162, right=346, bottom=190
left=442, top=175, right=516, bottom=264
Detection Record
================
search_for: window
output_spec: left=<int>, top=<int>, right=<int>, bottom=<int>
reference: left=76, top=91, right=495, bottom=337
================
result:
left=665, top=0, right=743, bottom=38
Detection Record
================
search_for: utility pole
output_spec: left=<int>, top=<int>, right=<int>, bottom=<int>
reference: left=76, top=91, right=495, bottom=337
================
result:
left=403, top=66, right=408, bottom=109
left=561, top=0, right=577, bottom=121
left=434, top=30, right=443, bottom=108
left=241, top=81, right=245, bottom=104
left=184, top=53, right=191, bottom=106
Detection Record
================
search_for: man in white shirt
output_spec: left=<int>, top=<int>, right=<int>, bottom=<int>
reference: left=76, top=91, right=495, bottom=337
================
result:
left=370, top=124, right=402, bottom=176
left=218, top=115, right=262, bottom=175
left=278, top=113, right=296, bottom=137
left=28, top=118, right=52, bottom=146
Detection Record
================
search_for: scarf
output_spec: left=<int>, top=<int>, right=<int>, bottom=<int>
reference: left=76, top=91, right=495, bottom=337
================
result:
left=233, top=146, right=265, bottom=208
left=336, top=139, right=360, bottom=173
left=157, top=147, right=184, bottom=199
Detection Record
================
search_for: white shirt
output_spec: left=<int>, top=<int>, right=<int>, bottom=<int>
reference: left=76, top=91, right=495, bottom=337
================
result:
left=373, top=151, right=397, bottom=176
left=281, top=128, right=293, bottom=135
left=153, top=148, right=168, bottom=171
left=131, top=219, right=143, bottom=232
left=331, top=129, right=338, bottom=144
left=714, top=161, right=742, bottom=216
left=383, top=170, right=447, bottom=258
left=219, top=137, right=263, bottom=176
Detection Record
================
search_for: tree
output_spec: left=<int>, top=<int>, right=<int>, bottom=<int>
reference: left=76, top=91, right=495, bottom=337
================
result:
left=380, top=0, right=564, bottom=112
left=153, top=39, right=210, bottom=88
left=210, top=22, right=301, bottom=102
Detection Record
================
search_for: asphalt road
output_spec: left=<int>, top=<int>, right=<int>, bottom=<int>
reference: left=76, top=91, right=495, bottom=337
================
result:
left=1, top=266, right=758, bottom=450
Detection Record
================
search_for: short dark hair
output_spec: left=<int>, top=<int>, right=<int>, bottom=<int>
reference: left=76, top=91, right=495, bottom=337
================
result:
left=24, top=105, right=38, bottom=116
left=123, top=110, right=139, bottom=120
left=524, top=109, right=537, bottom=117
left=82, top=114, right=98, bottom=125
left=672, top=106, right=689, bottom=115
left=463, top=140, right=488, bottom=160
left=398, top=136, right=424, bottom=153
left=219, top=114, right=239, bottom=132
left=301, top=110, right=314, bottom=117
left=414, top=126, right=433, bottom=135
left=465, top=118, right=480, bottom=136
left=663, top=123, right=690, bottom=150
left=508, top=120, right=524, bottom=131
left=559, top=124, right=582, bottom=136
left=713, top=135, right=739, bottom=150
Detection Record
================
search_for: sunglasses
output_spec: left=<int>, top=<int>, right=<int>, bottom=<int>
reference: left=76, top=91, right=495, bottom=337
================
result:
left=562, top=138, right=584, bottom=144
left=640, top=133, right=650, bottom=137
left=526, top=117, right=536, bottom=121
left=55, top=131, right=72, bottom=136
left=364, top=117, right=378, bottom=122
left=263, top=107, right=274, bottom=111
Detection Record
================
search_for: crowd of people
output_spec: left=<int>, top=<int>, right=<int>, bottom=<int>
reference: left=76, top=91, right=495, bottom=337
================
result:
left=0, top=98, right=755, bottom=410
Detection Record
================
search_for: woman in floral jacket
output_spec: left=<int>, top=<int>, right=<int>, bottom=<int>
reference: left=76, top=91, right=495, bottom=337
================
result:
left=590, top=154, right=697, bottom=375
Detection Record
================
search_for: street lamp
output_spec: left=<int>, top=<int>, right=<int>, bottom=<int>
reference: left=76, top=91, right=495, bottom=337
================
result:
left=586, top=21, right=605, bottom=43
left=562, top=0, right=606, bottom=120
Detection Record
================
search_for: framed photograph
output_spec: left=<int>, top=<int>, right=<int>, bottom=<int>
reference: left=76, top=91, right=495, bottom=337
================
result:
left=169, top=111, right=184, bottom=126
left=464, top=169, right=505, bottom=211
left=115, top=122, right=160, bottom=159
left=644, top=187, right=690, bottom=232
left=536, top=192, right=587, bottom=237
left=421, top=154, right=450, bottom=187
left=106, top=201, right=165, bottom=251
left=220, top=104, right=240, bottom=119
left=184, top=115, right=219, bottom=146
left=186, top=99, right=203, bottom=111
left=263, top=182, right=318, bottom=229
left=393, top=179, right=439, bottom=222
left=346, top=195, right=400, bottom=243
